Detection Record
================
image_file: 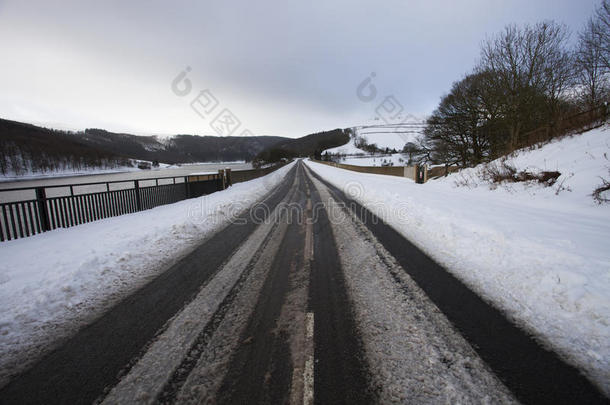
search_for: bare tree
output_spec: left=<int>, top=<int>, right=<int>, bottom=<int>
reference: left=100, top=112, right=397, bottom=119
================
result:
left=593, top=0, right=610, bottom=71
left=574, top=17, right=609, bottom=109
left=423, top=70, right=506, bottom=166
left=479, top=21, right=572, bottom=151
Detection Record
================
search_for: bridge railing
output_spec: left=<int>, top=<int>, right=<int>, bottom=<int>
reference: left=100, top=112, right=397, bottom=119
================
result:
left=0, top=172, right=226, bottom=242
left=0, top=161, right=291, bottom=242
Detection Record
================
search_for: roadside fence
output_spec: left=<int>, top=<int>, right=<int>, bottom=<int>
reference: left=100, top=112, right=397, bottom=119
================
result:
left=0, top=163, right=286, bottom=242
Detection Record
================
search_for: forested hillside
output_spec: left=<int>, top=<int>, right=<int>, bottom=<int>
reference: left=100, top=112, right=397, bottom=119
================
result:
left=81, top=129, right=286, bottom=163
left=0, top=119, right=131, bottom=176
left=253, top=128, right=349, bottom=165
left=0, top=119, right=288, bottom=175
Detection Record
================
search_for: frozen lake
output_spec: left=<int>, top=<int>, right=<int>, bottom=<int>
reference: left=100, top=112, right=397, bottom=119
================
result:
left=0, top=162, right=252, bottom=203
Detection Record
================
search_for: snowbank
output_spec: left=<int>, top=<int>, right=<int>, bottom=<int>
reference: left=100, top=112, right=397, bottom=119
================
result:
left=305, top=127, right=610, bottom=394
left=0, top=162, right=295, bottom=386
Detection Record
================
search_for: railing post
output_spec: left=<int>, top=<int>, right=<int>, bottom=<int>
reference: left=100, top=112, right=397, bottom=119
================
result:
left=35, top=187, right=51, bottom=232
left=218, top=169, right=225, bottom=190
left=134, top=180, right=142, bottom=211
left=184, top=176, right=191, bottom=198
left=226, top=168, right=232, bottom=187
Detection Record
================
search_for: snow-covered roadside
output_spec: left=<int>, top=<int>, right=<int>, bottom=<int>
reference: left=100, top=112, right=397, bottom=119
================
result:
left=305, top=127, right=610, bottom=395
left=0, top=161, right=295, bottom=387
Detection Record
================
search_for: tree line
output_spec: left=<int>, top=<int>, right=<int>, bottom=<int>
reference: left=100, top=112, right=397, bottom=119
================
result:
left=417, top=1, right=610, bottom=167
left=0, top=119, right=132, bottom=176
left=0, top=118, right=290, bottom=176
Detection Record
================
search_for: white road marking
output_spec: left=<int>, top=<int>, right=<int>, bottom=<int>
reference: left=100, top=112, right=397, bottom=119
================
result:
left=305, top=312, right=314, bottom=340
left=303, top=312, right=314, bottom=405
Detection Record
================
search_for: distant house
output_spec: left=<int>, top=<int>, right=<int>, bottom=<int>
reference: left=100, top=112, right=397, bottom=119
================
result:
left=137, top=161, right=152, bottom=170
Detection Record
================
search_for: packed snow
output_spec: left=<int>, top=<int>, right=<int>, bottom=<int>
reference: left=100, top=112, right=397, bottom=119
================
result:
left=305, top=126, right=610, bottom=395
left=0, top=162, right=295, bottom=387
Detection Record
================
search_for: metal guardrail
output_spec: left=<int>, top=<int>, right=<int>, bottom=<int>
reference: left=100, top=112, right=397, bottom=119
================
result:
left=0, top=172, right=223, bottom=242
left=0, top=162, right=290, bottom=242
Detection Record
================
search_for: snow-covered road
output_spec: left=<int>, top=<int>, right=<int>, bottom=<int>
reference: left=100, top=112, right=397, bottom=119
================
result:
left=1, top=160, right=606, bottom=404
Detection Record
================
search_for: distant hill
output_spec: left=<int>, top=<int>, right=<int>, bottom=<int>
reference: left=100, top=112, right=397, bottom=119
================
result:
left=80, top=128, right=287, bottom=163
left=1, top=118, right=354, bottom=174
left=254, top=128, right=350, bottom=164
left=0, top=118, right=290, bottom=175
left=0, top=119, right=132, bottom=175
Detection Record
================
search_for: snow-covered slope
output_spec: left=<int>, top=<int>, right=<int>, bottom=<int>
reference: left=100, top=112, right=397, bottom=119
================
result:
left=0, top=162, right=295, bottom=387
left=354, top=126, right=420, bottom=150
left=352, top=114, right=426, bottom=150
left=323, top=115, right=425, bottom=164
left=323, top=137, right=368, bottom=155
left=305, top=126, right=610, bottom=395
left=322, top=138, right=409, bottom=167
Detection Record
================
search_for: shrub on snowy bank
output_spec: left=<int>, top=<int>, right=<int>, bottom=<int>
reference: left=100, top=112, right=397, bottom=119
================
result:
left=592, top=172, right=610, bottom=204
left=449, top=126, right=609, bottom=203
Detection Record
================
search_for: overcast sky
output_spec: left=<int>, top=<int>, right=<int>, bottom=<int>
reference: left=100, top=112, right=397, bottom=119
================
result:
left=0, top=0, right=600, bottom=138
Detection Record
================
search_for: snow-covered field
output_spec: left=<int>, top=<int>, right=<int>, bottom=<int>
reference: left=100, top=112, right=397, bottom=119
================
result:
left=352, top=114, right=425, bottom=150
left=305, top=126, right=610, bottom=395
left=324, top=128, right=417, bottom=157
left=0, top=162, right=295, bottom=387
left=353, top=126, right=419, bottom=150
left=324, top=117, right=424, bottom=167
left=323, top=137, right=410, bottom=167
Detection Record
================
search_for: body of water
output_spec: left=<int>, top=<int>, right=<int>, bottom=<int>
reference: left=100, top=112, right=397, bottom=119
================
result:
left=0, top=162, right=252, bottom=203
